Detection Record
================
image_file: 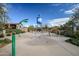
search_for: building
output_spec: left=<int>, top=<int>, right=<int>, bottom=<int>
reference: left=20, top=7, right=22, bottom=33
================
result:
left=5, top=23, right=19, bottom=29
left=4, top=23, right=28, bottom=32
left=21, top=27, right=28, bottom=32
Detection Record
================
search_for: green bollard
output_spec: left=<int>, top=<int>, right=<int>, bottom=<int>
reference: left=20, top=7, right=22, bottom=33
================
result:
left=12, top=32, right=16, bottom=56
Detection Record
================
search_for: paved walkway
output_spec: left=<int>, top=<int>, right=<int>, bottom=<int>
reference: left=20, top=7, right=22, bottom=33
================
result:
left=0, top=32, right=79, bottom=56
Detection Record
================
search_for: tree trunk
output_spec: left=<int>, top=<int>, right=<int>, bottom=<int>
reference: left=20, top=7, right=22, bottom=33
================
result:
left=73, top=26, right=77, bottom=32
left=3, top=29, right=6, bottom=39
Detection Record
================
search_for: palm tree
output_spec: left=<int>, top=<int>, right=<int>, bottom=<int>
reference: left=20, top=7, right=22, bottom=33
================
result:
left=0, top=3, right=9, bottom=38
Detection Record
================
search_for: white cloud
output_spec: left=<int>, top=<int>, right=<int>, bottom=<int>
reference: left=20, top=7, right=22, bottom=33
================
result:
left=48, top=17, right=69, bottom=27
left=60, top=9, right=64, bottom=12
left=51, top=3, right=62, bottom=6
left=64, top=4, right=79, bottom=14
left=64, top=9, right=73, bottom=14
left=73, top=4, right=79, bottom=8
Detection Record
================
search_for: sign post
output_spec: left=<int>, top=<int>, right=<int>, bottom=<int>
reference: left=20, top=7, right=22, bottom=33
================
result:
left=37, top=15, right=42, bottom=32
left=12, top=32, right=16, bottom=56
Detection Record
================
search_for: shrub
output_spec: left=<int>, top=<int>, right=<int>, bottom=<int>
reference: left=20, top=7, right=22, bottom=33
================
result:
left=63, top=30, right=73, bottom=37
left=0, top=40, right=3, bottom=43
left=65, top=30, right=79, bottom=46
left=74, top=30, right=79, bottom=38
left=6, top=29, right=24, bottom=34
left=4, top=38, right=11, bottom=44
left=6, top=33, right=11, bottom=36
left=21, top=31, right=25, bottom=33
left=14, top=29, right=23, bottom=34
left=66, top=38, right=79, bottom=46
left=65, top=39, right=72, bottom=43
left=6, top=29, right=12, bottom=33
left=0, top=38, right=11, bottom=48
left=60, top=31, right=65, bottom=35
left=0, top=34, right=4, bottom=38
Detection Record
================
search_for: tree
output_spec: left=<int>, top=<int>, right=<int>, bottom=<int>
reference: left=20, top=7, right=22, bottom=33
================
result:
left=0, top=3, right=9, bottom=38
left=28, top=25, right=34, bottom=32
left=70, top=8, right=79, bottom=32
left=42, top=24, right=48, bottom=31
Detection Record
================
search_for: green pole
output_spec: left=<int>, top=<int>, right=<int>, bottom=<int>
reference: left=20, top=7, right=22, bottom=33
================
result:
left=12, top=32, right=16, bottom=56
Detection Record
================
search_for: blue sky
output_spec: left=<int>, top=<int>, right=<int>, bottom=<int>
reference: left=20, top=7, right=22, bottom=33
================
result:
left=7, top=3, right=79, bottom=27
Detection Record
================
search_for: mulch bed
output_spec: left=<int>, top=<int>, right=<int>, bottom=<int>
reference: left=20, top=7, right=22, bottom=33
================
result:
left=0, top=39, right=11, bottom=48
left=0, top=43, right=6, bottom=48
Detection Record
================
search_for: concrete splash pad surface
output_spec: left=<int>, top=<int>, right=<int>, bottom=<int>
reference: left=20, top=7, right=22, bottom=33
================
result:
left=0, top=32, right=79, bottom=56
